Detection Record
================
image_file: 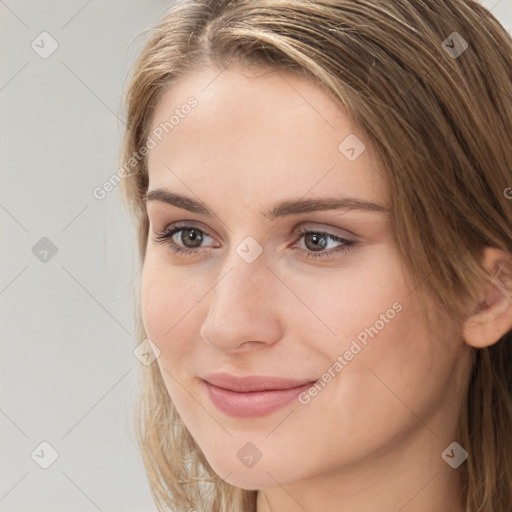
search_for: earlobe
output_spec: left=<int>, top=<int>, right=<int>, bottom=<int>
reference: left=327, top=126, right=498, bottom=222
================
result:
left=462, top=248, right=512, bottom=349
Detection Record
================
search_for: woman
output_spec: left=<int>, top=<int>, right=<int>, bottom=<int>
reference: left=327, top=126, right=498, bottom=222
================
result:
left=119, top=1, right=512, bottom=510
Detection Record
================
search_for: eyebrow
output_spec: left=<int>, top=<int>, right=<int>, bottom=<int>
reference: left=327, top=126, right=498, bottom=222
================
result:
left=144, top=188, right=388, bottom=220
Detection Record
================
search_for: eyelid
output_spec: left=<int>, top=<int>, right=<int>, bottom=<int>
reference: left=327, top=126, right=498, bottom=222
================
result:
left=154, top=221, right=221, bottom=250
left=293, top=221, right=359, bottom=241
left=152, top=218, right=219, bottom=239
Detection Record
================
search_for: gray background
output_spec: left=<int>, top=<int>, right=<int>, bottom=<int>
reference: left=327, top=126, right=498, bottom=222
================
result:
left=1, top=1, right=511, bottom=511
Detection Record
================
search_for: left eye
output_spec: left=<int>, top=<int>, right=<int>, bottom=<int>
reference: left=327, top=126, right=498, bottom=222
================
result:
left=153, top=223, right=358, bottom=260
left=293, top=228, right=357, bottom=260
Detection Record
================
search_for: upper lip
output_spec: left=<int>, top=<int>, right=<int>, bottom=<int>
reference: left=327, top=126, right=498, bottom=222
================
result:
left=203, top=373, right=317, bottom=392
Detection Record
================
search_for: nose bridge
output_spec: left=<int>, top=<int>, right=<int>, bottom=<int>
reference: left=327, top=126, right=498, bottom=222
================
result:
left=199, top=244, right=282, bottom=350
left=214, top=230, right=271, bottom=302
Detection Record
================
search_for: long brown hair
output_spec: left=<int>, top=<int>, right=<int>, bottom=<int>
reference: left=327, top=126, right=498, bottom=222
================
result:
left=118, top=1, right=512, bottom=510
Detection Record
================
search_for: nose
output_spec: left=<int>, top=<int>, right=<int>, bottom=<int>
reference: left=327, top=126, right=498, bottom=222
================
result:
left=199, top=248, right=283, bottom=353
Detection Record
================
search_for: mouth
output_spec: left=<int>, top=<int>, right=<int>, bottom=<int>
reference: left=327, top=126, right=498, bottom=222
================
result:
left=201, top=373, right=317, bottom=418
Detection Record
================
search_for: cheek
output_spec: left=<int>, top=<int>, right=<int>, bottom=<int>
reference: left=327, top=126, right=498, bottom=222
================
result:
left=285, top=244, right=408, bottom=352
left=287, top=245, right=445, bottom=410
left=140, top=253, right=209, bottom=366
left=140, top=260, right=166, bottom=342
left=140, top=256, right=184, bottom=349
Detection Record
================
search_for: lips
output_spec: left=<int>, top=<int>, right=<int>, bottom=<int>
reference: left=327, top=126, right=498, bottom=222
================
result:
left=202, top=373, right=317, bottom=418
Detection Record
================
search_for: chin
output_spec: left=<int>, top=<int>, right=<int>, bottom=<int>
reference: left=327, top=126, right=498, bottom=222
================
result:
left=220, top=469, right=281, bottom=491
left=204, top=452, right=303, bottom=490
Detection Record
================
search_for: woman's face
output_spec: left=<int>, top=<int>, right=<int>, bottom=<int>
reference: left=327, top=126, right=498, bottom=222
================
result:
left=141, top=65, right=473, bottom=492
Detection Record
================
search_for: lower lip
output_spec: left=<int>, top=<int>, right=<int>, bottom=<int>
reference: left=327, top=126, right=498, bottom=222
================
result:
left=203, top=380, right=315, bottom=418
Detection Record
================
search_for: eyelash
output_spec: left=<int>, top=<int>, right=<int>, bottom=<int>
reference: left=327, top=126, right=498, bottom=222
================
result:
left=153, top=222, right=357, bottom=260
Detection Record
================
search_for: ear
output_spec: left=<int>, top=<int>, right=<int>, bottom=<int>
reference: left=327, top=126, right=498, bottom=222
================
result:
left=462, top=247, right=512, bottom=348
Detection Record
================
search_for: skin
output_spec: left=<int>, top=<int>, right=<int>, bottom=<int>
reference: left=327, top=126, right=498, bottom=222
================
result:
left=140, top=64, right=512, bottom=512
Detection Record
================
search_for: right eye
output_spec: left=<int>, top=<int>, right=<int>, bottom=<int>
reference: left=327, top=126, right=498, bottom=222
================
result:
left=153, top=222, right=218, bottom=256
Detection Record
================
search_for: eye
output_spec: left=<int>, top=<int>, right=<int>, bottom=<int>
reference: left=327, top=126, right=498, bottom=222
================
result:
left=153, top=222, right=358, bottom=260
left=293, top=226, right=357, bottom=260
left=153, top=222, right=217, bottom=257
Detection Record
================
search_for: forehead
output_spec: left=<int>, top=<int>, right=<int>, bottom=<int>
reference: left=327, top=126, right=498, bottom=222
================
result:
left=146, top=65, right=387, bottom=210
